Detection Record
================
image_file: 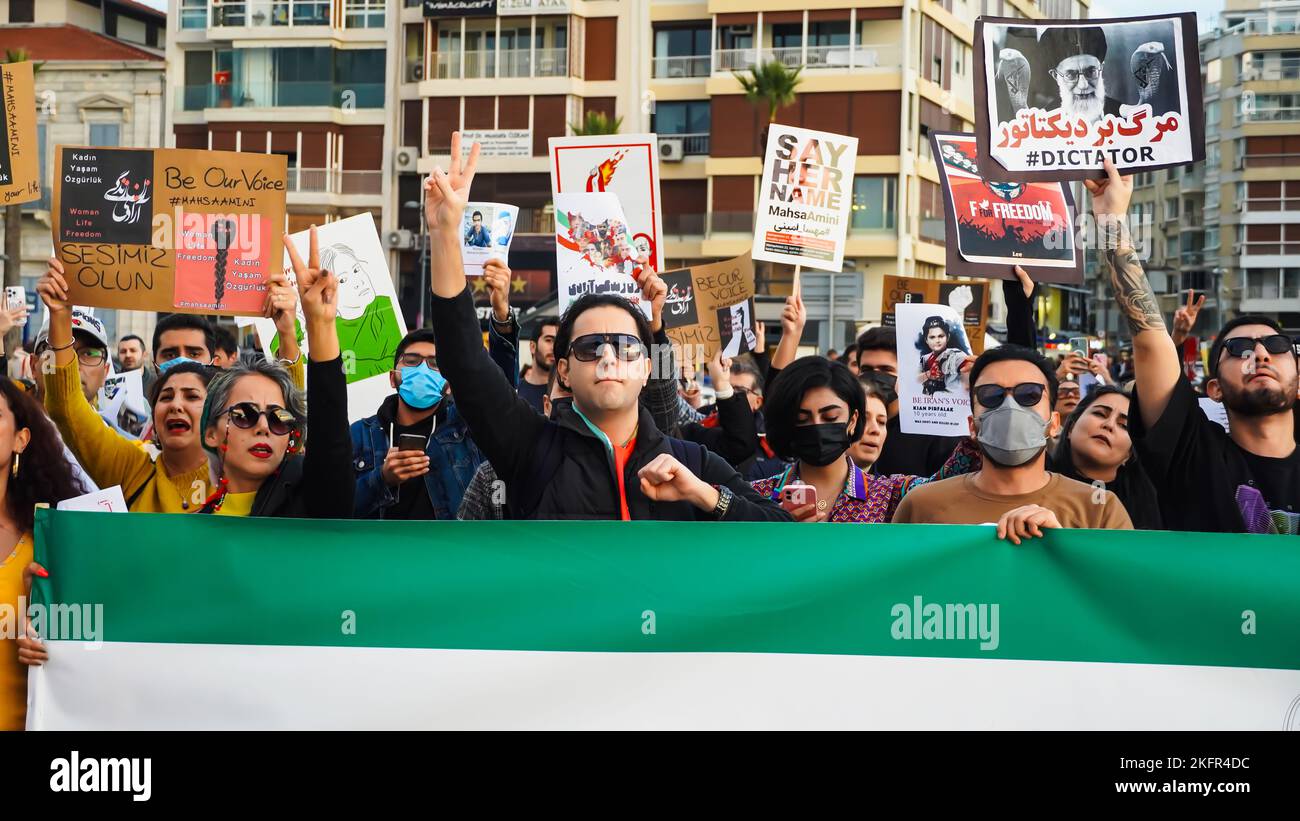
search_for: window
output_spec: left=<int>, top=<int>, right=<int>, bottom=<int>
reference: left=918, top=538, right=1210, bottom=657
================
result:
left=89, top=123, right=121, bottom=147
left=852, top=176, right=897, bottom=230
left=653, top=23, right=710, bottom=77
left=808, top=21, right=850, bottom=47
left=180, top=0, right=207, bottom=29
left=1165, top=237, right=1177, bottom=259
left=1165, top=198, right=1178, bottom=220
left=771, top=23, right=802, bottom=49
left=8, top=0, right=34, bottom=24
left=1205, top=101, right=1219, bottom=136
left=1285, top=269, right=1300, bottom=299
left=651, top=101, right=710, bottom=136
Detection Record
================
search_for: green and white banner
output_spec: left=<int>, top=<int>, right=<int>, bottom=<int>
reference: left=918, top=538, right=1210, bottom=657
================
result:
left=27, top=509, right=1300, bottom=729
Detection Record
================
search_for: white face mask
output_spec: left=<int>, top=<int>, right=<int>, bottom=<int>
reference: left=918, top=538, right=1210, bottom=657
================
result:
left=976, top=396, right=1049, bottom=467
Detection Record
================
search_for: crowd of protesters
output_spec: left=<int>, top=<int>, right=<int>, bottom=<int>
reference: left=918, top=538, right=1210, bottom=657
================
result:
left=2, top=135, right=1298, bottom=729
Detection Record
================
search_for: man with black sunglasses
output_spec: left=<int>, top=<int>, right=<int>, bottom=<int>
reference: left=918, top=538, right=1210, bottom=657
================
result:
left=424, top=132, right=788, bottom=522
left=1089, top=158, right=1300, bottom=533
left=892, top=345, right=1132, bottom=540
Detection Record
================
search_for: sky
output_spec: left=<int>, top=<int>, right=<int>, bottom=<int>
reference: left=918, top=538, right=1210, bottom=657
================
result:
left=1090, top=0, right=1224, bottom=33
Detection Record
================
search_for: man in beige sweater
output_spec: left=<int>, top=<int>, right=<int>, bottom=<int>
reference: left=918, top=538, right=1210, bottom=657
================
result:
left=892, top=345, right=1133, bottom=541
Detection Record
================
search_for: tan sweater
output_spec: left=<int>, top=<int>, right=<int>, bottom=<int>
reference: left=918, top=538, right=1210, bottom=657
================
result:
left=890, top=472, right=1134, bottom=529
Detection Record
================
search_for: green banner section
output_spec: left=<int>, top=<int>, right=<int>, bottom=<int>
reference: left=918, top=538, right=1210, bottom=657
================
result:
left=32, top=508, right=1300, bottom=670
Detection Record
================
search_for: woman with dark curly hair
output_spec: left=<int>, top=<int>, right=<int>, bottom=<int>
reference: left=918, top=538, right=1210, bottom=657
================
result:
left=0, top=378, right=88, bottom=729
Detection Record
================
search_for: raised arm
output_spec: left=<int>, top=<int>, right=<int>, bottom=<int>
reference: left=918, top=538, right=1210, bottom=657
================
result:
left=1086, top=158, right=1179, bottom=429
left=770, top=290, right=806, bottom=372
left=483, top=258, right=521, bottom=388
left=1003, top=266, right=1038, bottom=349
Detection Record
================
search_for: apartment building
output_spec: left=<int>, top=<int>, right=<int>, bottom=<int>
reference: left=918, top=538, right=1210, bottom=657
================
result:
left=0, top=0, right=166, bottom=346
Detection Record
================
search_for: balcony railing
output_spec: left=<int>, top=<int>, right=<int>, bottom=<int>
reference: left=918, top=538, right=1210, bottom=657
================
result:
left=185, top=1, right=333, bottom=29
left=1242, top=152, right=1300, bottom=168
left=1226, top=13, right=1300, bottom=35
left=1242, top=58, right=1300, bottom=80
left=433, top=48, right=567, bottom=80
left=1243, top=197, right=1300, bottom=211
left=652, top=55, right=711, bottom=79
left=287, top=169, right=382, bottom=196
left=1240, top=240, right=1300, bottom=256
left=1241, top=106, right=1300, bottom=123
left=179, top=82, right=384, bottom=111
left=656, top=133, right=710, bottom=156
left=343, top=0, right=385, bottom=28
left=714, top=43, right=900, bottom=74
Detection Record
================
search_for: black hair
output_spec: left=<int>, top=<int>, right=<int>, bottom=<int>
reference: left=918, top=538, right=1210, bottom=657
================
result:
left=1208, top=314, right=1289, bottom=378
left=529, top=315, right=559, bottom=341
left=856, top=326, right=895, bottom=354
left=968, top=344, right=1060, bottom=408
left=118, top=334, right=146, bottom=349
left=472, top=211, right=483, bottom=220
left=729, top=359, right=765, bottom=394
left=843, top=343, right=858, bottom=363
left=553, top=294, right=653, bottom=360
left=148, top=360, right=216, bottom=407
left=763, top=356, right=866, bottom=461
left=1057, top=384, right=1128, bottom=450
left=916, top=316, right=968, bottom=354
left=1, top=379, right=88, bottom=531
left=394, top=328, right=438, bottom=366
left=212, top=326, right=239, bottom=357
left=153, top=314, right=215, bottom=359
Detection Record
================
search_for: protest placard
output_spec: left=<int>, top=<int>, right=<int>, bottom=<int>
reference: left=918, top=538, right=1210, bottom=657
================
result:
left=554, top=192, right=649, bottom=319
left=974, top=13, right=1204, bottom=180
left=752, top=124, right=858, bottom=272
left=55, top=486, right=128, bottom=514
left=0, top=61, right=40, bottom=207
left=53, top=146, right=286, bottom=315
left=895, top=301, right=974, bottom=436
left=461, top=202, right=518, bottom=275
left=882, top=275, right=990, bottom=355
left=550, top=134, right=664, bottom=273
left=661, top=253, right=757, bottom=361
left=930, top=132, right=1083, bottom=284
left=250, top=213, right=406, bottom=422
left=97, top=368, right=148, bottom=438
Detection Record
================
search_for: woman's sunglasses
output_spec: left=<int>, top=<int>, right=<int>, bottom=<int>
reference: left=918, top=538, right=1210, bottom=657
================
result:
left=567, top=333, right=646, bottom=362
left=974, top=382, right=1046, bottom=409
left=1221, top=334, right=1298, bottom=360
left=220, top=402, right=297, bottom=436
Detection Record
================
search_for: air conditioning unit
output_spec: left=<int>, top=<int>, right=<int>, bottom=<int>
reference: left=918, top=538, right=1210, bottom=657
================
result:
left=395, top=146, right=419, bottom=173
left=659, top=137, right=685, bottom=162
left=386, top=229, right=416, bottom=250
left=407, top=61, right=424, bottom=83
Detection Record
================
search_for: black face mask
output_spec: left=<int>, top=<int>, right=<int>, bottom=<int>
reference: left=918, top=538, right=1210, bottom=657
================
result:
left=859, top=369, right=898, bottom=407
left=791, top=422, right=852, bottom=467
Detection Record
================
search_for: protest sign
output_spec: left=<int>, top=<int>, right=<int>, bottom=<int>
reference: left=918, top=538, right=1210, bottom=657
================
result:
left=974, top=13, right=1204, bottom=180
left=895, top=301, right=973, bottom=436
left=554, top=192, right=649, bottom=319
left=55, top=486, right=128, bottom=514
left=661, top=253, right=757, bottom=361
left=250, top=213, right=406, bottom=422
left=881, top=275, right=990, bottom=355
left=930, top=132, right=1083, bottom=284
left=550, top=134, right=664, bottom=273
left=31, top=509, right=1300, bottom=729
left=461, top=202, right=518, bottom=275
left=97, top=368, right=148, bottom=438
left=53, top=146, right=287, bottom=315
left=752, top=124, right=858, bottom=272
left=0, top=61, right=40, bottom=206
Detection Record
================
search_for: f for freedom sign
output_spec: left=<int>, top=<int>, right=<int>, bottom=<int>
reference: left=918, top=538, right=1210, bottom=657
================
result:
left=752, top=125, right=857, bottom=273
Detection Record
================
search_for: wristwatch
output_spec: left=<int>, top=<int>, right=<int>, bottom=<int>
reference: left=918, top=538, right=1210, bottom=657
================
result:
left=711, top=485, right=734, bottom=520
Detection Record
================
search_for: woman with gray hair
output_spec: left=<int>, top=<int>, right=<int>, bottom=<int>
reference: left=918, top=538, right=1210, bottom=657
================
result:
left=197, top=226, right=354, bottom=518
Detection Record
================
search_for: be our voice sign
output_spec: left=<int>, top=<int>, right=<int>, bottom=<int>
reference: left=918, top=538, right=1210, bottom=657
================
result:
left=752, top=124, right=858, bottom=273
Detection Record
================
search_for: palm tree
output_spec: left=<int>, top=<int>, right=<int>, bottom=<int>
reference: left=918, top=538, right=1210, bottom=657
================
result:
left=3, top=49, right=42, bottom=357
left=569, top=110, right=623, bottom=136
left=735, top=59, right=802, bottom=149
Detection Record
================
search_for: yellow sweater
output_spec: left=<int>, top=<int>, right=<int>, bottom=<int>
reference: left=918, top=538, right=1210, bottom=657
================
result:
left=44, top=359, right=211, bottom=512
left=0, top=531, right=32, bottom=731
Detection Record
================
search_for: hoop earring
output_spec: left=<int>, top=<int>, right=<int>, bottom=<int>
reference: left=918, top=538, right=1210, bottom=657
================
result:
left=9, top=452, right=17, bottom=479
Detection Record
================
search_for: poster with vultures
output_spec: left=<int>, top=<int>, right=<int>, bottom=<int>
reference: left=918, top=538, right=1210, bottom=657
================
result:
left=0, top=61, right=40, bottom=206
left=930, top=131, right=1083, bottom=284
left=53, top=145, right=286, bottom=315
left=974, top=13, right=1204, bottom=181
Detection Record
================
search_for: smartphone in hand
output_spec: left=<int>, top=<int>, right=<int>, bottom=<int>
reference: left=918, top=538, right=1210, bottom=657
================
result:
left=780, top=483, right=817, bottom=514
left=396, top=433, right=428, bottom=452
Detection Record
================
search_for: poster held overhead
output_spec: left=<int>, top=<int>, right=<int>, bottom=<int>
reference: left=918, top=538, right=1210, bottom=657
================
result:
left=752, top=125, right=858, bottom=272
left=0, top=61, right=41, bottom=206
left=53, top=146, right=287, bottom=315
left=660, top=254, right=757, bottom=362
left=549, top=134, right=665, bottom=273
left=461, top=202, right=519, bottom=275
left=974, top=13, right=1204, bottom=181
left=895, top=301, right=974, bottom=436
left=881, top=275, right=991, bottom=355
left=555, top=192, right=650, bottom=319
left=249, top=213, right=407, bottom=423
left=930, top=131, right=1084, bottom=284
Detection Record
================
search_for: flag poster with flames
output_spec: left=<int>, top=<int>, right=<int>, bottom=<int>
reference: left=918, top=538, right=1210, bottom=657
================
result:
left=549, top=135, right=665, bottom=274
left=930, top=132, right=1083, bottom=284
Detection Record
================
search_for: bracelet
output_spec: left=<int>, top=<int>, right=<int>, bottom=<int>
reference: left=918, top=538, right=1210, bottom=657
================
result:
left=47, top=340, right=75, bottom=352
left=276, top=351, right=303, bottom=367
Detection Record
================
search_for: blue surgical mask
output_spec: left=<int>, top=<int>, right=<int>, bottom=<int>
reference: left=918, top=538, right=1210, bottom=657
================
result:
left=159, top=356, right=202, bottom=373
left=398, top=363, right=446, bottom=410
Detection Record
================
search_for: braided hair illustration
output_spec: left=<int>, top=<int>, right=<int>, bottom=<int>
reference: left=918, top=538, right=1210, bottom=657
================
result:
left=211, top=219, right=237, bottom=309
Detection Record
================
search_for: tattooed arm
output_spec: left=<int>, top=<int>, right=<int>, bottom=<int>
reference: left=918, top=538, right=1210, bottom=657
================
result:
left=1086, top=158, right=1180, bottom=429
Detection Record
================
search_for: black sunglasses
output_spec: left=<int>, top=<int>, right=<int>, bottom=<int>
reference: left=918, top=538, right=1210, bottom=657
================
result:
left=220, top=402, right=297, bottom=436
left=974, top=382, right=1047, bottom=409
left=1221, top=334, right=1299, bottom=360
left=568, top=333, right=646, bottom=362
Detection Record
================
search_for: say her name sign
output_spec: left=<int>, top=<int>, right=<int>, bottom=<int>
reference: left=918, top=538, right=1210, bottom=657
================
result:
left=53, top=146, right=286, bottom=316
left=752, top=124, right=858, bottom=272
left=0, top=61, right=40, bottom=206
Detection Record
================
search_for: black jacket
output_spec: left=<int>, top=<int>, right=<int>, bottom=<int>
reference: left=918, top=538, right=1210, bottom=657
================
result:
left=431, top=285, right=790, bottom=521
left=678, top=392, right=759, bottom=468
left=204, top=356, right=355, bottom=519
